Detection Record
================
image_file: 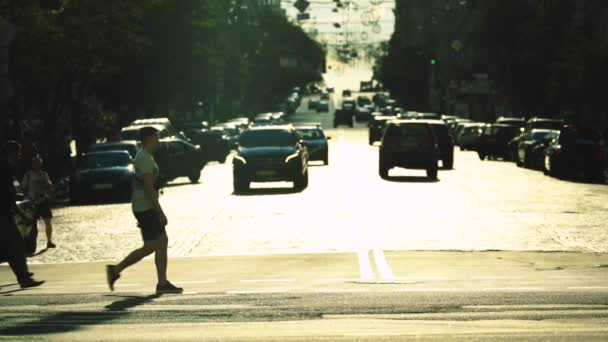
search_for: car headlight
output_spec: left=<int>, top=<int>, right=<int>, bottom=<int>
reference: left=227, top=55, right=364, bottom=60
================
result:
left=285, top=152, right=299, bottom=163
left=234, top=155, right=247, bottom=164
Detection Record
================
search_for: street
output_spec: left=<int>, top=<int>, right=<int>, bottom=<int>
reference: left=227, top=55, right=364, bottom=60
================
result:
left=2, top=100, right=608, bottom=340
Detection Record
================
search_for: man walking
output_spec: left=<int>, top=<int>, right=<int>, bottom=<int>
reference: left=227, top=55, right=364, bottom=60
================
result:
left=0, top=141, right=44, bottom=289
left=105, top=126, right=182, bottom=294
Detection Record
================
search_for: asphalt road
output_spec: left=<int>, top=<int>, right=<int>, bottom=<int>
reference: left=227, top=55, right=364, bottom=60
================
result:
left=1, top=95, right=608, bottom=340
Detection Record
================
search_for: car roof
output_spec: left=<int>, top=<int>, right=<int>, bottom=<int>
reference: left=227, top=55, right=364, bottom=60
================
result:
left=387, top=119, right=431, bottom=125
left=245, top=125, right=294, bottom=132
left=530, top=129, right=557, bottom=133
left=490, top=123, right=518, bottom=128
left=528, top=117, right=563, bottom=122
left=414, top=119, right=447, bottom=125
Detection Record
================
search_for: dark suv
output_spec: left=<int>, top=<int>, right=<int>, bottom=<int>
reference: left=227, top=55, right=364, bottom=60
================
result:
left=233, top=127, right=309, bottom=193
left=379, top=120, right=439, bottom=180
left=368, top=115, right=396, bottom=145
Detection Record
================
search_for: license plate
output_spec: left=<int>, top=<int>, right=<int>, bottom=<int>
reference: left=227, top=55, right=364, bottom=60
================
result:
left=93, top=184, right=113, bottom=190
left=257, top=170, right=277, bottom=177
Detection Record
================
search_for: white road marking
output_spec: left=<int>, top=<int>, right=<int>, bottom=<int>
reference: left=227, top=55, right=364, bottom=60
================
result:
left=357, top=250, right=375, bottom=281
left=373, top=249, right=395, bottom=280
left=240, top=279, right=296, bottom=283
left=315, top=278, right=360, bottom=283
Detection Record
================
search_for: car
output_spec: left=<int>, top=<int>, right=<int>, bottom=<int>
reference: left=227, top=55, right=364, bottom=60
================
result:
left=355, top=106, right=373, bottom=122
left=89, top=141, right=140, bottom=158
left=253, top=117, right=274, bottom=127
left=516, top=129, right=558, bottom=167
left=213, top=124, right=241, bottom=148
left=416, top=112, right=442, bottom=120
left=477, top=124, right=521, bottom=161
left=316, top=100, right=329, bottom=113
left=153, top=138, right=207, bottom=184
left=496, top=117, right=525, bottom=131
left=334, top=101, right=356, bottom=128
left=295, top=124, right=330, bottom=165
left=525, top=117, right=564, bottom=131
left=457, top=123, right=485, bottom=150
left=320, top=91, right=330, bottom=100
left=121, top=124, right=172, bottom=141
left=308, top=98, right=320, bottom=110
left=342, top=89, right=352, bottom=98
left=188, top=129, right=231, bottom=163
left=69, top=151, right=133, bottom=204
left=131, top=118, right=172, bottom=127
left=232, top=126, right=309, bottom=193
left=379, top=120, right=440, bottom=180
left=357, top=95, right=372, bottom=108
left=527, top=130, right=560, bottom=169
left=368, top=115, right=396, bottom=145
left=373, top=92, right=389, bottom=107
left=544, top=130, right=606, bottom=181
left=227, top=117, right=251, bottom=130
left=419, top=120, right=454, bottom=169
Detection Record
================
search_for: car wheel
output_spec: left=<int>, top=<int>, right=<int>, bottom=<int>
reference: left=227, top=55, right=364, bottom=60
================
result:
left=427, top=166, right=438, bottom=180
left=478, top=152, right=486, bottom=161
left=70, top=193, right=81, bottom=206
left=460, top=146, right=465, bottom=151
left=322, top=152, right=329, bottom=166
left=188, top=168, right=201, bottom=183
left=369, top=136, right=374, bottom=145
left=294, top=169, right=309, bottom=191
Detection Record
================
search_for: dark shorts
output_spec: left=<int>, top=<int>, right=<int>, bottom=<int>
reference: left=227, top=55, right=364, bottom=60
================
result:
left=36, top=201, right=53, bottom=220
left=133, top=209, right=166, bottom=242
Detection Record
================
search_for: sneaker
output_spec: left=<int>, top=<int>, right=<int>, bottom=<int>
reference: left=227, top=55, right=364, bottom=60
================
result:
left=20, top=278, right=45, bottom=289
left=106, top=265, right=120, bottom=291
left=47, top=242, right=56, bottom=249
left=156, top=281, right=183, bottom=294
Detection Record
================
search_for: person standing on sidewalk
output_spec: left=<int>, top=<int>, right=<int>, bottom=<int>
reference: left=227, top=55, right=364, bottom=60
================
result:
left=0, top=141, right=44, bottom=289
left=22, top=155, right=56, bottom=249
left=105, top=127, right=182, bottom=294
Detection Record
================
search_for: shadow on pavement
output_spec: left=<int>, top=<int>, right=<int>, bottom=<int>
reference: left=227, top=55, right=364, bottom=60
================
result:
left=0, top=294, right=161, bottom=336
left=32, top=248, right=49, bottom=257
left=0, top=288, right=25, bottom=295
left=384, top=176, right=440, bottom=183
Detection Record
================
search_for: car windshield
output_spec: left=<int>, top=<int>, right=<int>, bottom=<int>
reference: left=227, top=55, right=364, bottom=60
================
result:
left=79, top=153, right=130, bottom=170
left=532, top=131, right=552, bottom=141
left=296, top=129, right=324, bottom=140
left=239, top=130, right=297, bottom=147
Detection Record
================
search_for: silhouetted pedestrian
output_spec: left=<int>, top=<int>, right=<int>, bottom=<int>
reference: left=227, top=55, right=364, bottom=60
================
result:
left=0, top=141, right=44, bottom=289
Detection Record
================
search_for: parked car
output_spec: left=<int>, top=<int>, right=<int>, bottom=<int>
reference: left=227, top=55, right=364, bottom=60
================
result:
left=153, top=138, right=207, bottom=185
left=419, top=120, right=454, bottom=169
left=232, top=126, right=309, bottom=193
left=544, top=131, right=606, bottom=181
left=516, top=129, right=558, bottom=167
left=477, top=124, right=521, bottom=161
left=70, top=151, right=133, bottom=204
left=496, top=117, right=525, bottom=131
left=89, top=141, right=139, bottom=158
left=121, top=124, right=172, bottom=141
left=527, top=131, right=560, bottom=169
left=457, top=123, right=485, bottom=150
left=342, top=89, right=352, bottom=98
left=320, top=91, right=330, bottom=100
left=416, top=112, right=442, bottom=120
left=525, top=117, right=564, bottom=131
left=355, top=107, right=373, bottom=122
left=368, top=115, right=396, bottom=145
left=379, top=120, right=440, bottom=180
left=295, top=124, right=330, bottom=165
